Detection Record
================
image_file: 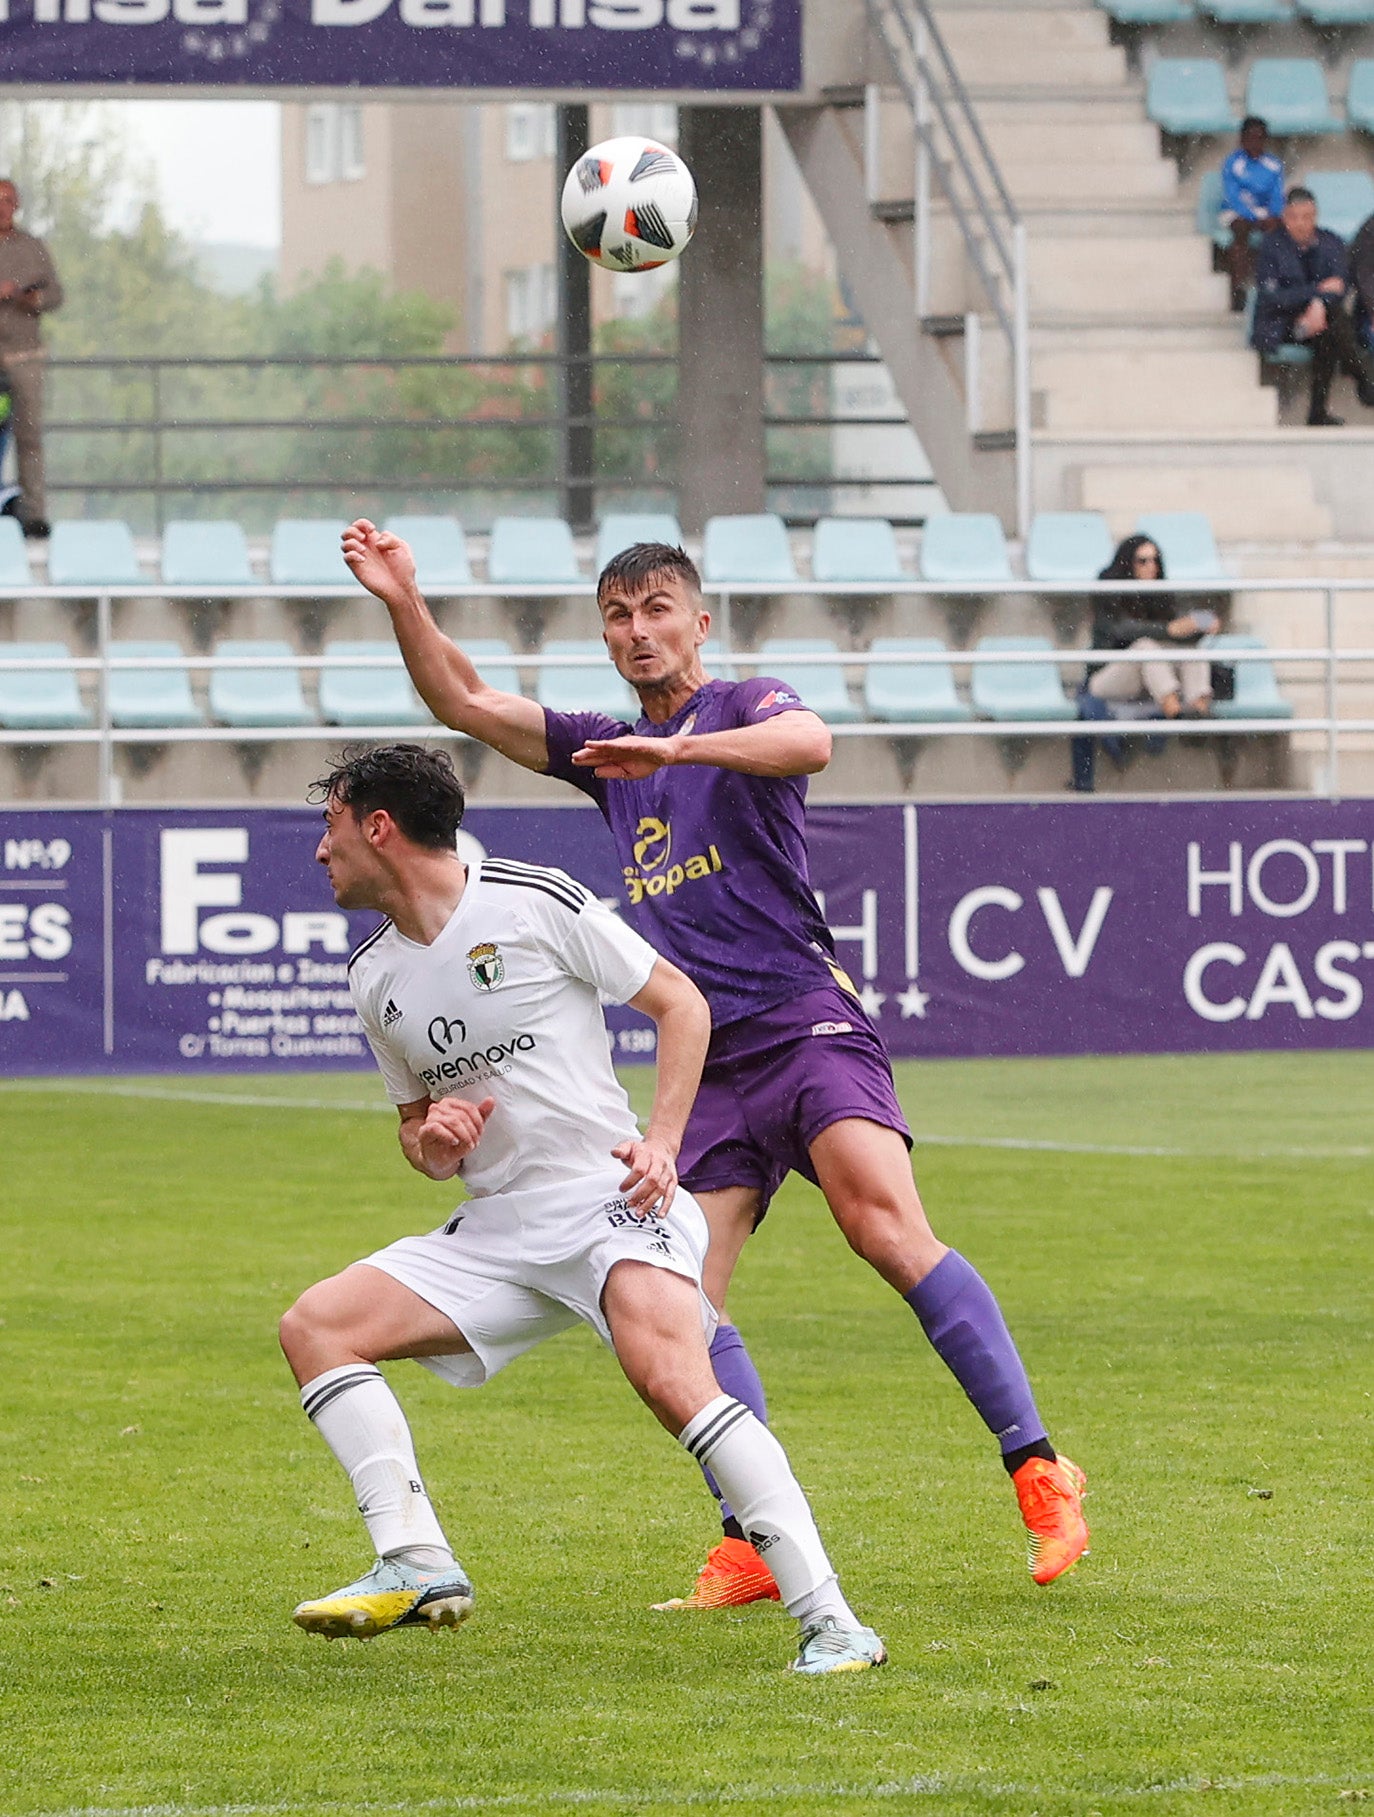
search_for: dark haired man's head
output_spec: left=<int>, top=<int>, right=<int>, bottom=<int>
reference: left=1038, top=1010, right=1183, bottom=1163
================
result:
left=1284, top=186, right=1318, bottom=245
left=595, top=541, right=710, bottom=705
left=311, top=743, right=466, bottom=847
left=1240, top=115, right=1269, bottom=157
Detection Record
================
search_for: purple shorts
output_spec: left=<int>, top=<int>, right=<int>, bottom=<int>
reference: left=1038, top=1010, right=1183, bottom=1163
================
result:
left=678, top=983, right=911, bottom=1221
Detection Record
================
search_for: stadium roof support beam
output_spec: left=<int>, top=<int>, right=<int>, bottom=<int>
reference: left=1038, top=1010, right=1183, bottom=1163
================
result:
left=677, top=105, right=767, bottom=534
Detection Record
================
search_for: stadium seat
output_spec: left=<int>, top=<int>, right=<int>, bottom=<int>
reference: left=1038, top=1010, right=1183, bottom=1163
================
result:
left=701, top=513, right=797, bottom=586
left=1147, top=60, right=1236, bottom=135
left=208, top=640, right=313, bottom=727
left=47, top=520, right=141, bottom=588
left=1135, top=511, right=1229, bottom=582
left=918, top=513, right=1014, bottom=584
left=1348, top=60, right=1374, bottom=132
left=0, top=516, right=32, bottom=587
left=0, top=642, right=90, bottom=729
left=1025, top=513, right=1115, bottom=583
left=1196, top=168, right=1231, bottom=247
left=487, top=516, right=581, bottom=586
left=465, top=637, right=522, bottom=696
left=864, top=638, right=972, bottom=723
left=811, top=517, right=906, bottom=585
left=269, top=519, right=353, bottom=588
left=383, top=516, right=472, bottom=591
left=1206, top=632, right=1295, bottom=718
left=536, top=639, right=637, bottom=719
left=1303, top=169, right=1374, bottom=241
left=318, top=640, right=432, bottom=728
left=1296, top=0, right=1374, bottom=20
left=1242, top=287, right=1313, bottom=364
left=1099, top=0, right=1194, bottom=18
left=161, top=520, right=253, bottom=587
left=1245, top=61, right=1340, bottom=136
left=1198, top=0, right=1293, bottom=21
left=970, top=636, right=1076, bottom=722
left=757, top=638, right=861, bottom=724
left=108, top=640, right=202, bottom=730
left=594, top=513, right=684, bottom=574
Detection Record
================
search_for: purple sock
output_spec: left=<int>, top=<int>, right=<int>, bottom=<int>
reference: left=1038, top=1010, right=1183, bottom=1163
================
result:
left=704, top=1323, right=770, bottom=1525
left=904, top=1251, right=1048, bottom=1457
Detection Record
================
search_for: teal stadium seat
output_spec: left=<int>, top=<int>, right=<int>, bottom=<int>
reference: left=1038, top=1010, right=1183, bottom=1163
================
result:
left=1297, top=0, right=1374, bottom=21
left=1198, top=0, right=1292, bottom=22
left=383, top=516, right=472, bottom=591
left=0, top=516, right=32, bottom=587
left=319, top=641, right=432, bottom=728
left=811, top=517, right=906, bottom=585
left=464, top=637, right=522, bottom=696
left=1245, top=60, right=1340, bottom=135
left=701, top=513, right=797, bottom=585
left=1099, top=0, right=1194, bottom=19
left=919, top=512, right=1013, bottom=583
left=1147, top=60, right=1236, bottom=134
left=209, top=640, right=313, bottom=727
left=47, top=520, right=141, bottom=587
left=1303, top=169, right=1374, bottom=240
left=1025, top=513, right=1115, bottom=583
left=1196, top=168, right=1231, bottom=246
left=270, top=520, right=353, bottom=587
left=970, top=636, right=1076, bottom=722
left=1348, top=60, right=1374, bottom=131
left=161, top=520, right=253, bottom=587
left=1206, top=632, right=1295, bottom=718
left=864, top=638, right=972, bottom=724
left=487, top=516, right=581, bottom=586
left=758, top=637, right=861, bottom=724
left=108, top=640, right=202, bottom=730
left=594, top=514, right=684, bottom=574
left=537, top=639, right=637, bottom=720
left=0, top=642, right=90, bottom=728
left=1243, top=286, right=1313, bottom=364
left=1136, top=511, right=1229, bottom=582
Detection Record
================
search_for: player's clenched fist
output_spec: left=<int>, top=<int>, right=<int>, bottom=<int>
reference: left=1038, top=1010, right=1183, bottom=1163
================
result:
left=612, top=1135, right=678, bottom=1217
left=417, top=1097, right=495, bottom=1180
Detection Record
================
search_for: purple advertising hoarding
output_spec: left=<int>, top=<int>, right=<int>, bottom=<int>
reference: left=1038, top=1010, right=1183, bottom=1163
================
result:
left=0, top=0, right=800, bottom=91
left=1, top=797, right=1372, bottom=1077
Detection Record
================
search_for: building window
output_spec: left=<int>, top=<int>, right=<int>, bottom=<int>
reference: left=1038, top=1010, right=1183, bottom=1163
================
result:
left=505, top=103, right=555, bottom=164
left=339, top=105, right=366, bottom=182
left=305, top=104, right=365, bottom=185
left=505, top=263, right=556, bottom=344
left=610, top=103, right=677, bottom=144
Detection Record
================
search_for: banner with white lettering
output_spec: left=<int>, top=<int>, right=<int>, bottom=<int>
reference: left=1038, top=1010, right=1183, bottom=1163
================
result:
left=0, top=0, right=799, bottom=91
left=1, top=800, right=1372, bottom=1075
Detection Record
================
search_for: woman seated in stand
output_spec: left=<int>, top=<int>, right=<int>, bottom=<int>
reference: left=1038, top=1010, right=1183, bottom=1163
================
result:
left=1086, top=535, right=1216, bottom=720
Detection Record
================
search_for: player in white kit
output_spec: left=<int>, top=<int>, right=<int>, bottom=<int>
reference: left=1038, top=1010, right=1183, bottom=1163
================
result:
left=280, top=744, right=885, bottom=1674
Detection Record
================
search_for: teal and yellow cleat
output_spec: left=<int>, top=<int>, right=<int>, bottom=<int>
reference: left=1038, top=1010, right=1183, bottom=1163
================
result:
left=292, top=1557, right=475, bottom=1641
left=788, top=1617, right=888, bottom=1676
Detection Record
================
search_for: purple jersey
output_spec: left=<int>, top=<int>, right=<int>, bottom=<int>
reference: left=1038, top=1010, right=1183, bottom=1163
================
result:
left=543, top=676, right=847, bottom=1029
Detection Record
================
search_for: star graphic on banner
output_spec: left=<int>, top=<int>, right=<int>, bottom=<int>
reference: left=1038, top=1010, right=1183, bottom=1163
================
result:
left=898, top=982, right=930, bottom=1019
left=858, top=983, right=886, bottom=1020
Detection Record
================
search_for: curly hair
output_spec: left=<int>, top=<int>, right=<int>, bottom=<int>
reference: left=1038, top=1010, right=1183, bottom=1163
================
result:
left=309, top=743, right=465, bottom=849
left=597, top=541, right=702, bottom=606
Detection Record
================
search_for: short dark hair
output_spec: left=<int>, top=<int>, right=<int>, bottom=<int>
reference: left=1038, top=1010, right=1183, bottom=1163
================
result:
left=597, top=541, right=702, bottom=606
left=1240, top=115, right=1268, bottom=136
left=310, top=743, right=465, bottom=849
left=1287, top=185, right=1316, bottom=207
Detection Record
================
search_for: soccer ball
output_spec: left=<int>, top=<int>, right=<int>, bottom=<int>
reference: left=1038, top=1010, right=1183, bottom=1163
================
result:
left=560, top=136, right=698, bottom=274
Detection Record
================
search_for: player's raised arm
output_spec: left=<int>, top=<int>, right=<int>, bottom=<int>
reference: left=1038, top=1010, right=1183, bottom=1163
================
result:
left=341, top=519, right=550, bottom=773
left=573, top=708, right=831, bottom=781
left=612, top=957, right=711, bottom=1216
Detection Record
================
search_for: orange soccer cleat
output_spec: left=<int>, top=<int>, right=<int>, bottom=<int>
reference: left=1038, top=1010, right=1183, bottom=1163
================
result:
left=650, top=1536, right=782, bottom=1611
left=1013, top=1455, right=1090, bottom=1585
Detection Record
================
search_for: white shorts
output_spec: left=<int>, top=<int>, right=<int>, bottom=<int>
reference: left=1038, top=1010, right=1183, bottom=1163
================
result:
left=362, top=1168, right=715, bottom=1388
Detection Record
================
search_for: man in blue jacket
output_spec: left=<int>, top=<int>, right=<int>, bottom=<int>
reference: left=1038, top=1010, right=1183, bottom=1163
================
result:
left=1252, top=186, right=1374, bottom=426
left=1220, top=116, right=1284, bottom=310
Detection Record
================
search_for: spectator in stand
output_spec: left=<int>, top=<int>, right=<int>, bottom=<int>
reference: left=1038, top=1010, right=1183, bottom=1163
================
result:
left=0, top=178, right=63, bottom=539
left=1252, top=186, right=1374, bottom=427
left=1220, top=116, right=1285, bottom=312
left=1349, top=206, right=1374, bottom=351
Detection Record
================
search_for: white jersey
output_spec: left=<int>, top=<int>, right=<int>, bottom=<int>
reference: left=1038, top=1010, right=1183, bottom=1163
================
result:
left=349, top=857, right=659, bottom=1199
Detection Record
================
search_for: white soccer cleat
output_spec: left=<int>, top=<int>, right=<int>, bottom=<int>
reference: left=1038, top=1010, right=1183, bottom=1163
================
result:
left=788, top=1616, right=888, bottom=1676
left=292, top=1557, right=475, bottom=1641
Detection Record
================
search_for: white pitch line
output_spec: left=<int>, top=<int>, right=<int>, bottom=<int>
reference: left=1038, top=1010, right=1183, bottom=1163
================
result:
left=0, top=1079, right=1368, bottom=1160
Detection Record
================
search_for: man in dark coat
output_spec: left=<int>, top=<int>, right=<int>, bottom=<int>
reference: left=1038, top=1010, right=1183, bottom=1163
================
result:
left=1251, top=186, right=1374, bottom=426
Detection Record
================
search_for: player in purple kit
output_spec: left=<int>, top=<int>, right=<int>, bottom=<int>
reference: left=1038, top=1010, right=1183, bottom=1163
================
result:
left=342, top=520, right=1089, bottom=1606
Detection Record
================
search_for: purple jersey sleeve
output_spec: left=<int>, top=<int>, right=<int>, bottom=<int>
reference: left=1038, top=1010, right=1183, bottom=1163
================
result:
left=719, top=675, right=812, bottom=727
left=542, top=707, right=629, bottom=804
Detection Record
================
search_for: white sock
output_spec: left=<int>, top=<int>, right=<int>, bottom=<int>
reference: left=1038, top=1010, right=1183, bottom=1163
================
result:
left=679, top=1395, right=857, bottom=1627
left=300, top=1363, right=454, bottom=1568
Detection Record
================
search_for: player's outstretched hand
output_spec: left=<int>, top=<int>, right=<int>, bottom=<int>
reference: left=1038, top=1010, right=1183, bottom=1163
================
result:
left=341, top=518, right=417, bottom=607
left=572, top=734, right=682, bottom=781
left=418, top=1096, right=495, bottom=1179
left=612, top=1135, right=678, bottom=1217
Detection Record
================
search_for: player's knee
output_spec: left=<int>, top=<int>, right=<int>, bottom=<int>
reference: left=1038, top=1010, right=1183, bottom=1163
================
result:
left=278, top=1284, right=340, bottom=1363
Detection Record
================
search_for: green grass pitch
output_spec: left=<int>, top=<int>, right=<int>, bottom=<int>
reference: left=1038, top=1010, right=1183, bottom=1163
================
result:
left=2, top=1052, right=1372, bottom=1817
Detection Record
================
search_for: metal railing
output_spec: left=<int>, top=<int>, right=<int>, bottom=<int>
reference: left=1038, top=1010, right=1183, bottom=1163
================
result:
left=32, top=351, right=938, bottom=532
left=863, top=0, right=1031, bottom=533
left=0, top=577, right=1369, bottom=806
